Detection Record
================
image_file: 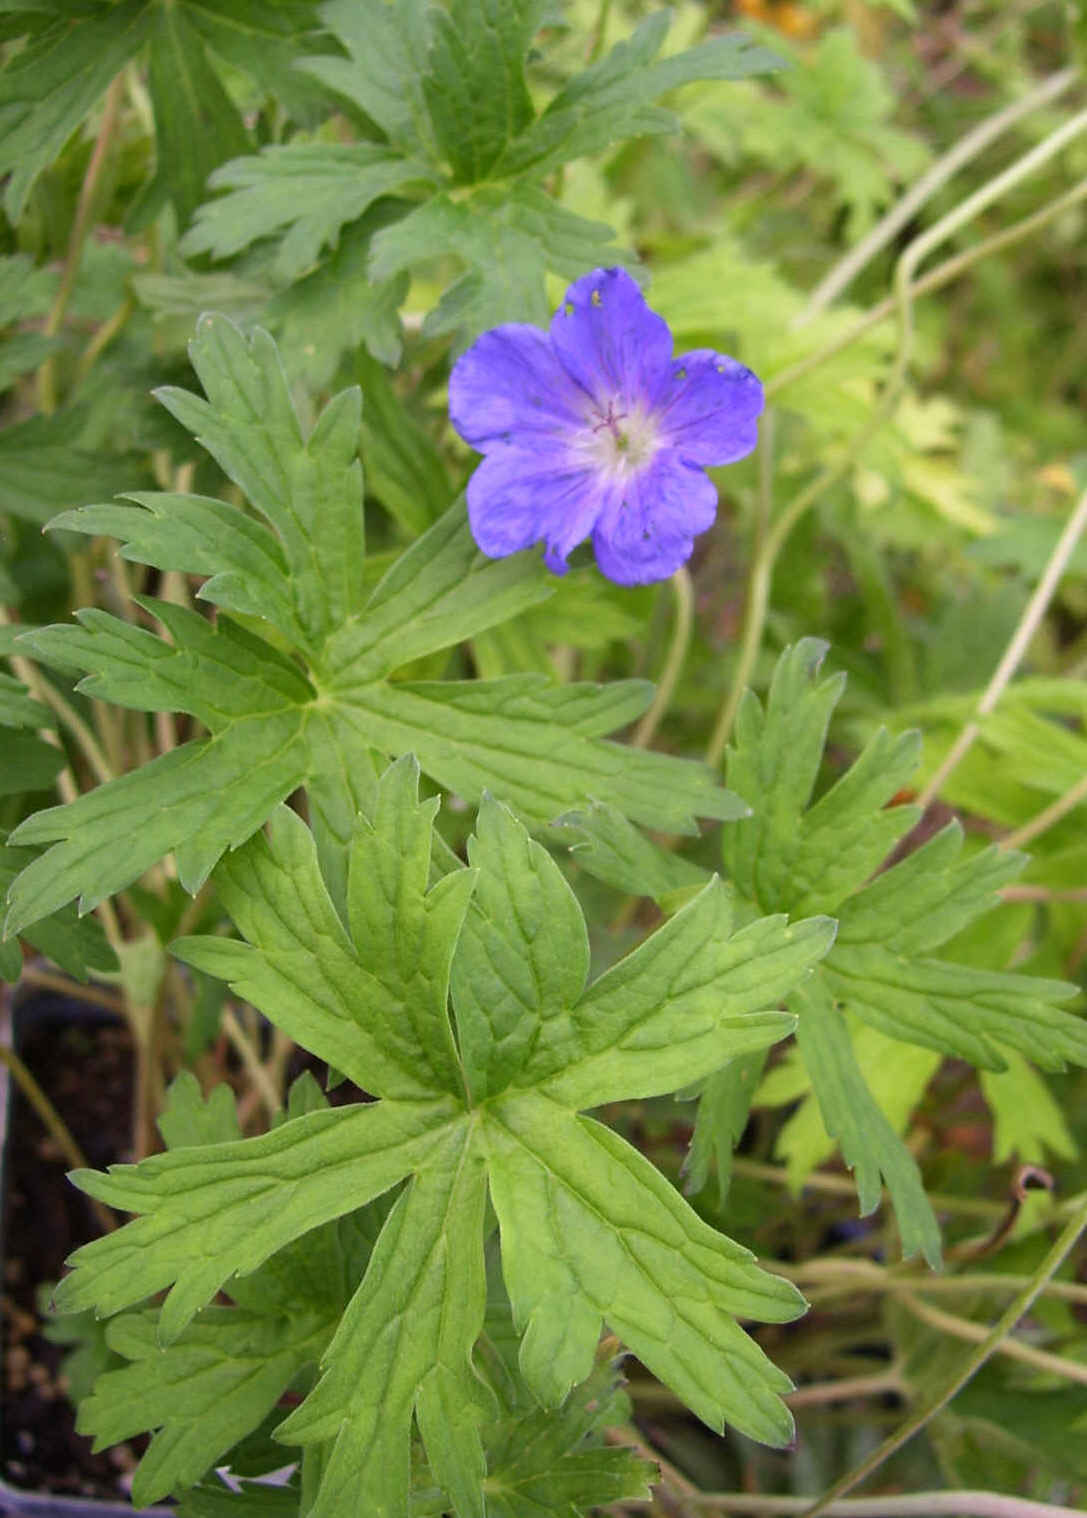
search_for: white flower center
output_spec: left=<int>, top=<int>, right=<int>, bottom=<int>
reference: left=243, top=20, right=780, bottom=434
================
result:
left=578, top=400, right=660, bottom=480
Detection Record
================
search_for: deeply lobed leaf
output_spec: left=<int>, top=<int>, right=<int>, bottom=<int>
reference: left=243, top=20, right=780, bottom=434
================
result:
left=56, top=761, right=831, bottom=1512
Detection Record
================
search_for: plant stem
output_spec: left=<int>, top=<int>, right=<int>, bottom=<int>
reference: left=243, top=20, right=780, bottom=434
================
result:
left=783, top=1256, right=1087, bottom=1308
left=797, top=1190, right=1087, bottom=1518
left=729, top=1157, right=1009, bottom=1218
left=0, top=608, right=115, bottom=787
left=707, top=111, right=1087, bottom=769
left=0, top=1042, right=115, bottom=1234
left=76, top=294, right=134, bottom=385
left=633, top=568, right=694, bottom=748
left=798, top=65, right=1080, bottom=320
left=917, top=487, right=1087, bottom=809
left=17, top=966, right=125, bottom=1016
left=765, top=175, right=1087, bottom=404
left=1000, top=770, right=1087, bottom=852
left=786, top=1370, right=904, bottom=1408
left=222, top=1007, right=284, bottom=1122
left=896, top=1287, right=1087, bottom=1386
left=37, top=72, right=126, bottom=415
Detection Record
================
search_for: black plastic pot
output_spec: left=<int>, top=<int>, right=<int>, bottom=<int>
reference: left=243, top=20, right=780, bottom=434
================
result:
left=0, top=990, right=169, bottom=1517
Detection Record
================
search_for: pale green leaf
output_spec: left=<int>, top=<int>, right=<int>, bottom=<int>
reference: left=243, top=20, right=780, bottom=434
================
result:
left=53, top=1095, right=459, bottom=1340
left=276, top=1131, right=489, bottom=1518
left=0, top=844, right=117, bottom=981
left=484, top=1090, right=801, bottom=1442
left=82, top=1306, right=329, bottom=1507
left=981, top=1048, right=1078, bottom=1165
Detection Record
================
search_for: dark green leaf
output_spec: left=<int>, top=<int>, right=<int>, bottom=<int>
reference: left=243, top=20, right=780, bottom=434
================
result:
left=0, top=0, right=151, bottom=219
left=138, top=4, right=250, bottom=231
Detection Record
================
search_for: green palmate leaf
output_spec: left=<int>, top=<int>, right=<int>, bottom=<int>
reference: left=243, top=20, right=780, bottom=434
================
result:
left=298, top=0, right=438, bottom=159
left=685, top=25, right=929, bottom=239
left=683, top=1050, right=768, bottom=1202
left=181, top=0, right=327, bottom=122
left=421, top=0, right=546, bottom=183
left=57, top=761, right=831, bottom=1513
left=553, top=801, right=707, bottom=904
left=0, top=0, right=151, bottom=219
left=0, top=845, right=117, bottom=982
left=980, top=1048, right=1077, bottom=1166
left=701, top=639, right=1087, bottom=1260
left=268, top=218, right=410, bottom=390
left=181, top=144, right=435, bottom=279
left=0, top=416, right=151, bottom=525
left=791, top=980, right=940, bottom=1265
left=477, top=1328, right=653, bottom=1517
left=493, top=14, right=783, bottom=179
left=5, top=316, right=742, bottom=934
left=81, top=1306, right=331, bottom=1505
left=368, top=183, right=634, bottom=341
left=179, top=1480, right=300, bottom=1518
left=135, top=3, right=250, bottom=231
left=72, top=1070, right=394, bottom=1507
left=355, top=349, right=452, bottom=534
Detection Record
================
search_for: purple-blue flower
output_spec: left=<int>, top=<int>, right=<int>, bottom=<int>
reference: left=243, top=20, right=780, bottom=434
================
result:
left=449, top=266, right=764, bottom=586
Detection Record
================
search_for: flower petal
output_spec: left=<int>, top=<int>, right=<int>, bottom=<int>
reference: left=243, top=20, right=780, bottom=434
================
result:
left=550, top=267, right=672, bottom=414
left=449, top=323, right=588, bottom=451
left=466, top=442, right=604, bottom=573
left=591, top=449, right=718, bottom=587
left=652, top=350, right=763, bottom=466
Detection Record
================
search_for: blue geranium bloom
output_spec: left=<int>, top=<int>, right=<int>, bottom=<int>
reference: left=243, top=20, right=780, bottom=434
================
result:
left=449, top=266, right=763, bottom=586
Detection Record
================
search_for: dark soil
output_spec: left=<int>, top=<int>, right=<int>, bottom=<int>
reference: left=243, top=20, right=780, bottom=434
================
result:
left=1, top=997, right=141, bottom=1502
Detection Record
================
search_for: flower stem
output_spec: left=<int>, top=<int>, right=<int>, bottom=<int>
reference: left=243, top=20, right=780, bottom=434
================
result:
left=633, top=568, right=694, bottom=749
left=706, top=109, right=1087, bottom=770
left=797, top=64, right=1080, bottom=321
left=917, top=487, right=1087, bottom=810
left=896, top=1287, right=1087, bottom=1386
left=999, top=769, right=1087, bottom=853
left=765, top=175, right=1087, bottom=404
left=796, top=1189, right=1087, bottom=1518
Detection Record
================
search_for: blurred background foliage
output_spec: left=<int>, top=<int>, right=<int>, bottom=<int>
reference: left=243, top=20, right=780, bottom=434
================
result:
left=2, top=0, right=1087, bottom=1509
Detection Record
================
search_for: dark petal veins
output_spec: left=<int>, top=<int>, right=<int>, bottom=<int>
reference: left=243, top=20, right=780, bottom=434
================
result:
left=466, top=442, right=605, bottom=573
left=591, top=449, right=718, bottom=587
left=550, top=267, right=673, bottom=415
left=652, top=350, right=764, bottom=467
left=449, top=323, right=588, bottom=451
